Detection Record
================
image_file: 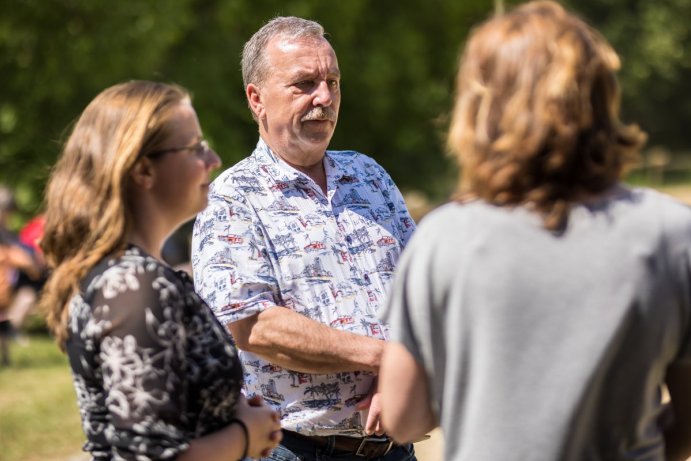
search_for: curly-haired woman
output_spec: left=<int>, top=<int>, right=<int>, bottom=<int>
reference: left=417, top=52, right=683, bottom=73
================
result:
left=379, top=2, right=691, bottom=460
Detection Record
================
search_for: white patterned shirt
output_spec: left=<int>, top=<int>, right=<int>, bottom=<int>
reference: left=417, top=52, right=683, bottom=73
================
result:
left=191, top=138, right=415, bottom=435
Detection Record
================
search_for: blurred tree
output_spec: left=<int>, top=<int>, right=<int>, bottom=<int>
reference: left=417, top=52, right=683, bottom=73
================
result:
left=158, top=0, right=493, bottom=201
left=565, top=0, right=691, bottom=150
left=1, top=0, right=690, bottom=215
left=0, top=0, right=195, bottom=213
left=0, top=0, right=495, bottom=213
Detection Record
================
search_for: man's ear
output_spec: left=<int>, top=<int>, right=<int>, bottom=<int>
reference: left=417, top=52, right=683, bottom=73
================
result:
left=129, top=157, right=156, bottom=190
left=247, top=84, right=264, bottom=119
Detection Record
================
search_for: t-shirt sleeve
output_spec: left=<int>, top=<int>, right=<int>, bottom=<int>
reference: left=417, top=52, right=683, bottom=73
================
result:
left=379, top=221, right=441, bottom=417
left=191, top=189, right=279, bottom=326
left=380, top=230, right=427, bottom=362
left=90, top=266, right=192, bottom=460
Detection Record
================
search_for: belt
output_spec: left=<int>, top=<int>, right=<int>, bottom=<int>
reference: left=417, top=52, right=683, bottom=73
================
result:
left=284, top=430, right=397, bottom=458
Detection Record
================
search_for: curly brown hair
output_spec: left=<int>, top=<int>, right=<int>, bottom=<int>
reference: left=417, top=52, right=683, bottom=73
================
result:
left=447, top=0, right=646, bottom=230
left=40, top=81, right=189, bottom=349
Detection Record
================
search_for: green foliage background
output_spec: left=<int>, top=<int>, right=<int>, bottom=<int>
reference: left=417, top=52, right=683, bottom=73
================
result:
left=1, top=0, right=690, bottom=216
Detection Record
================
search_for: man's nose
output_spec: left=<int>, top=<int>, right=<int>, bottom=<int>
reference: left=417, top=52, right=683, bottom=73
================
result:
left=313, top=81, right=333, bottom=106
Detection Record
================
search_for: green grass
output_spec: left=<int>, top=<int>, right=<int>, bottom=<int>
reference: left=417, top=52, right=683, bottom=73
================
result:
left=0, top=334, right=85, bottom=461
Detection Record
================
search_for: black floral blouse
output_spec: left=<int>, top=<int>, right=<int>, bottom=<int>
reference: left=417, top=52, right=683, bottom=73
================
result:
left=66, top=245, right=243, bottom=460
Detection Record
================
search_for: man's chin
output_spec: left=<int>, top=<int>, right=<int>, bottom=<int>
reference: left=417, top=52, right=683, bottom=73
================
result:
left=304, top=134, right=334, bottom=147
left=301, top=125, right=336, bottom=143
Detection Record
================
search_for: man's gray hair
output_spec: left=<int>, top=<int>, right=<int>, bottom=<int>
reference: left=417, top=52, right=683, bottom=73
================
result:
left=241, top=16, right=326, bottom=89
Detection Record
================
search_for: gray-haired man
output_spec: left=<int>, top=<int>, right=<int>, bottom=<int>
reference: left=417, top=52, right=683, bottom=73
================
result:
left=192, top=16, right=417, bottom=461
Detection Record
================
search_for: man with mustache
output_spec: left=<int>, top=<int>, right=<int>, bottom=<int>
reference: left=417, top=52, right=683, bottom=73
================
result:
left=191, top=16, right=417, bottom=461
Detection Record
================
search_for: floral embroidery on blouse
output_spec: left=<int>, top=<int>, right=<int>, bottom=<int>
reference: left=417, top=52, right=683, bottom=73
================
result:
left=66, top=246, right=243, bottom=460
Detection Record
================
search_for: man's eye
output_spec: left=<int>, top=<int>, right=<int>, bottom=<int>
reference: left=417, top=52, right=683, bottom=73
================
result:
left=295, top=80, right=313, bottom=89
left=328, top=80, right=340, bottom=89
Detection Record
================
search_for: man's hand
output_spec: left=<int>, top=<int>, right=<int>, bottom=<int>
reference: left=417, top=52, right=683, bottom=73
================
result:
left=356, top=378, right=385, bottom=436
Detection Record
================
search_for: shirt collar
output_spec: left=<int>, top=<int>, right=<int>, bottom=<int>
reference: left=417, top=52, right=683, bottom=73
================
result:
left=252, top=137, right=347, bottom=185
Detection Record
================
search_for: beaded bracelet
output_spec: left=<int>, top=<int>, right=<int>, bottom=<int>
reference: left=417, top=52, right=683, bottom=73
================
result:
left=229, top=418, right=249, bottom=460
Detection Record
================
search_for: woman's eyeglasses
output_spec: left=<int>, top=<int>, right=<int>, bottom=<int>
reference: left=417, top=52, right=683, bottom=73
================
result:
left=146, top=140, right=213, bottom=159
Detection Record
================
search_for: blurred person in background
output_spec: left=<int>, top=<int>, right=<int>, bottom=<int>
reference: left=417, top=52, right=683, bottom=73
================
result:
left=0, top=185, right=41, bottom=365
left=39, top=80, right=281, bottom=460
left=379, top=1, right=691, bottom=460
left=9, top=213, right=49, bottom=336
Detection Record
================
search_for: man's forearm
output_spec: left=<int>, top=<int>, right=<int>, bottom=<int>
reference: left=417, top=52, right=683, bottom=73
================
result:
left=229, top=306, right=385, bottom=373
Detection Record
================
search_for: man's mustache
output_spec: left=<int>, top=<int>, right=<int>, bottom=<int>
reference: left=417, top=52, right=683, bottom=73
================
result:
left=301, top=107, right=338, bottom=122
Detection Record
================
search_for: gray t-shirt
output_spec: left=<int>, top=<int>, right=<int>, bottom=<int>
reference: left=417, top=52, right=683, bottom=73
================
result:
left=381, top=186, right=691, bottom=461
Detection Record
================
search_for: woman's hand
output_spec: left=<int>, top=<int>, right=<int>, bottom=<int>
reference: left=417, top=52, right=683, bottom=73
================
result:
left=235, top=395, right=282, bottom=458
left=178, top=395, right=281, bottom=461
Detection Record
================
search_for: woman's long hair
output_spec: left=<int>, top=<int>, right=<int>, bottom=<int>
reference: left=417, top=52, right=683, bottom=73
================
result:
left=40, top=81, right=190, bottom=349
left=447, top=0, right=646, bottom=230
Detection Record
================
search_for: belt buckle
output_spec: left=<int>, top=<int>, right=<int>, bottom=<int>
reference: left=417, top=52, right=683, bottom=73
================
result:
left=355, top=436, right=394, bottom=458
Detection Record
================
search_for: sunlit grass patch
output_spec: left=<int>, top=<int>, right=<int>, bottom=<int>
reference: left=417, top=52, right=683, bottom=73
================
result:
left=0, top=334, right=84, bottom=461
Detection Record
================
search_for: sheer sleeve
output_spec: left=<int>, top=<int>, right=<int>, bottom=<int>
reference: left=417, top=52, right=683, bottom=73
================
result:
left=89, top=259, right=192, bottom=460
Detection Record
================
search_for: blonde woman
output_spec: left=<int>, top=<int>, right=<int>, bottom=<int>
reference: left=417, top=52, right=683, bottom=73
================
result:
left=379, top=2, right=691, bottom=460
left=40, top=81, right=281, bottom=460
